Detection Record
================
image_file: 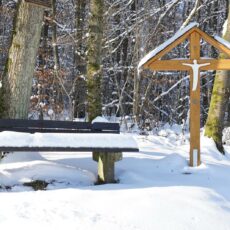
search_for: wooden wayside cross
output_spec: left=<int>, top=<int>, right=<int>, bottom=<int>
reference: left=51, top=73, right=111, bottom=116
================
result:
left=138, top=23, right=230, bottom=167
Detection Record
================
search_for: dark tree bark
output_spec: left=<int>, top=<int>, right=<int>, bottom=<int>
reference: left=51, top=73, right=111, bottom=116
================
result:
left=1, top=0, right=44, bottom=119
left=73, top=0, right=87, bottom=118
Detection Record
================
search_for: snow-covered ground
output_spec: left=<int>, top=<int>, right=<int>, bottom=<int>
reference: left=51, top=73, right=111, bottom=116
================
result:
left=1, top=126, right=230, bottom=230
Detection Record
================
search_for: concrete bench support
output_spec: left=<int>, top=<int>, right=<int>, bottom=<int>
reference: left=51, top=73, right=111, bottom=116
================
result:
left=93, top=152, right=122, bottom=183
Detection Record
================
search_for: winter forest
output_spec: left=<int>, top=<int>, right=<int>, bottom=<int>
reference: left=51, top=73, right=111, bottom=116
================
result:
left=0, top=0, right=230, bottom=148
left=2, top=1, right=230, bottom=229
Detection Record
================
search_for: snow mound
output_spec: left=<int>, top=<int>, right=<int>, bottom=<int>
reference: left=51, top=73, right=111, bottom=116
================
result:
left=0, top=157, right=95, bottom=189
left=1, top=152, right=44, bottom=163
left=92, top=116, right=109, bottom=123
left=0, top=151, right=96, bottom=189
left=201, top=135, right=225, bottom=160
left=158, top=153, right=187, bottom=172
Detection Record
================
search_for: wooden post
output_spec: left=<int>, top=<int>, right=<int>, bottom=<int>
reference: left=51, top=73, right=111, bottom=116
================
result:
left=24, top=0, right=52, bottom=8
left=189, top=32, right=201, bottom=166
left=93, top=152, right=122, bottom=184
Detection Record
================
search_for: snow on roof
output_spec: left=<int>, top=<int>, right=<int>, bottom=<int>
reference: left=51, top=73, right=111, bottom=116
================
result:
left=214, top=35, right=230, bottom=50
left=138, top=22, right=199, bottom=69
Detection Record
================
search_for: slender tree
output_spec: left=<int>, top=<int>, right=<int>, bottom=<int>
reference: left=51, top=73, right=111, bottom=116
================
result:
left=73, top=0, right=87, bottom=118
left=86, top=0, right=104, bottom=121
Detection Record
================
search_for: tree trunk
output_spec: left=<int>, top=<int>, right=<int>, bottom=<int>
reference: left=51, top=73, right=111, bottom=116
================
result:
left=205, top=8, right=230, bottom=154
left=86, top=0, right=104, bottom=121
left=1, top=0, right=44, bottom=119
left=133, top=1, right=140, bottom=124
left=51, top=0, right=66, bottom=119
left=52, top=0, right=60, bottom=71
left=73, top=0, right=87, bottom=119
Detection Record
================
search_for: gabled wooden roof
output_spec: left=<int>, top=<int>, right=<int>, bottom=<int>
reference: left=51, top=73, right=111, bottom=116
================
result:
left=138, top=23, right=230, bottom=70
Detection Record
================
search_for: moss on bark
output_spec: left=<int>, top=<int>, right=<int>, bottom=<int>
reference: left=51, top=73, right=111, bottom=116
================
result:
left=86, top=0, right=104, bottom=121
left=1, top=1, right=44, bottom=119
left=205, top=63, right=230, bottom=154
left=204, top=4, right=230, bottom=154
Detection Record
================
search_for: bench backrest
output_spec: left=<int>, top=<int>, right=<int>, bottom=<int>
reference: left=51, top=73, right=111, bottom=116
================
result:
left=0, top=119, right=120, bottom=134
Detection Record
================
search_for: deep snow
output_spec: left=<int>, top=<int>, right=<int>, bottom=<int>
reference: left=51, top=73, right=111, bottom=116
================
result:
left=0, top=126, right=230, bottom=230
left=0, top=131, right=138, bottom=149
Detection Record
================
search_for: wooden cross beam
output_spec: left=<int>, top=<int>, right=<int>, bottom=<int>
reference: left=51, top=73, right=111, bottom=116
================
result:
left=139, top=24, right=230, bottom=167
left=25, top=0, right=52, bottom=8
left=148, top=59, right=230, bottom=71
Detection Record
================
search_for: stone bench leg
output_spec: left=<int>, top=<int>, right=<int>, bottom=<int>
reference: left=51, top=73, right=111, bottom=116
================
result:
left=93, top=152, right=122, bottom=184
left=0, top=151, right=7, bottom=160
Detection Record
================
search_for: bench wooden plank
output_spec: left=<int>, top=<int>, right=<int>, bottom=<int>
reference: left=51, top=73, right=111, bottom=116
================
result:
left=0, top=119, right=120, bottom=133
left=0, top=128, right=117, bottom=134
left=0, top=119, right=92, bottom=129
left=0, top=146, right=138, bottom=152
left=92, top=122, right=120, bottom=133
left=0, top=128, right=85, bottom=133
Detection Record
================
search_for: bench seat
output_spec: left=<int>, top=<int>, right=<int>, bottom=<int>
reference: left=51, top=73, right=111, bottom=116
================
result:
left=0, top=130, right=139, bottom=184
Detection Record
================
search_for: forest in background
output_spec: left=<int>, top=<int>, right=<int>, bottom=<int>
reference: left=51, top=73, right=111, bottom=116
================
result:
left=0, top=0, right=228, bottom=130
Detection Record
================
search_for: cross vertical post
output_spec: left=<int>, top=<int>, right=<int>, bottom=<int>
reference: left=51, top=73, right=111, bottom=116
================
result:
left=189, top=32, right=201, bottom=166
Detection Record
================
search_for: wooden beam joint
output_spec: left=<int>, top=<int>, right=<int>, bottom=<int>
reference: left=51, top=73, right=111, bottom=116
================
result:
left=24, top=0, right=52, bottom=8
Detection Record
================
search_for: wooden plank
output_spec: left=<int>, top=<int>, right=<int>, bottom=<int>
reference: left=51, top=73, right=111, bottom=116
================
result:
left=143, top=29, right=195, bottom=68
left=0, top=119, right=92, bottom=130
left=0, top=128, right=119, bottom=134
left=0, top=128, right=108, bottom=134
left=0, top=119, right=120, bottom=133
left=25, top=0, right=52, bottom=8
left=195, top=28, right=230, bottom=57
left=190, top=31, right=201, bottom=58
left=189, top=32, right=201, bottom=167
left=147, top=59, right=230, bottom=71
left=0, top=146, right=139, bottom=152
left=92, top=122, right=120, bottom=133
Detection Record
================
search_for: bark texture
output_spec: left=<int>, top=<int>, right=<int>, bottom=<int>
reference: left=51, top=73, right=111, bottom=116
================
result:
left=205, top=11, right=230, bottom=154
left=1, top=0, right=44, bottom=119
left=86, top=0, right=104, bottom=121
left=73, top=0, right=87, bottom=118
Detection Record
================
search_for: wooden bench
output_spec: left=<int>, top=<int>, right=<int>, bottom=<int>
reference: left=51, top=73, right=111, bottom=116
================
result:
left=0, top=119, right=139, bottom=184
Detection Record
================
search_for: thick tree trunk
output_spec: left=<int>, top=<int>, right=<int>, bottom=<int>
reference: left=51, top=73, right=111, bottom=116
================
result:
left=205, top=70, right=230, bottom=153
left=86, top=0, right=104, bottom=121
left=1, top=0, right=44, bottom=119
left=205, top=10, right=230, bottom=154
